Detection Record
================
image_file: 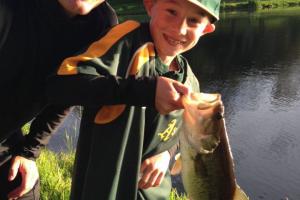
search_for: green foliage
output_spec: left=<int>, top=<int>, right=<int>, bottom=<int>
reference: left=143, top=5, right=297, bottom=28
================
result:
left=111, top=0, right=300, bottom=14
left=111, top=2, right=146, bottom=15
left=222, top=0, right=300, bottom=11
left=169, top=189, right=188, bottom=200
left=37, top=149, right=75, bottom=200
left=221, top=1, right=250, bottom=10
left=21, top=123, right=30, bottom=135
left=37, top=149, right=187, bottom=200
left=249, top=0, right=300, bottom=9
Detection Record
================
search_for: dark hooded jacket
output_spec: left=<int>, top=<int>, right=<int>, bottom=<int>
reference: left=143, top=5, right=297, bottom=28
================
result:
left=0, top=0, right=118, bottom=162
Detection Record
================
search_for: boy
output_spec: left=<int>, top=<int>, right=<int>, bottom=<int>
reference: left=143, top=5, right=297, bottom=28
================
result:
left=47, top=0, right=220, bottom=199
left=0, top=0, right=117, bottom=199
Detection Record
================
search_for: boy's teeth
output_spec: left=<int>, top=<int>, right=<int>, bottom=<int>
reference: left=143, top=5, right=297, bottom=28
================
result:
left=166, top=36, right=183, bottom=45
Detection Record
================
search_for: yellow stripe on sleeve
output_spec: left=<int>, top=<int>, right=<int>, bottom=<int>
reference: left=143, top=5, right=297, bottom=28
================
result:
left=94, top=42, right=155, bottom=124
left=57, top=20, right=141, bottom=75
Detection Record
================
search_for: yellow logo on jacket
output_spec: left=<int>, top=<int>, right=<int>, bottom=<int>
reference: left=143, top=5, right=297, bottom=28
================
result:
left=158, top=119, right=177, bottom=141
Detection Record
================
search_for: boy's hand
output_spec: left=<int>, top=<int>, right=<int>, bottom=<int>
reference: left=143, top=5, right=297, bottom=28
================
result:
left=155, top=77, right=190, bottom=115
left=7, top=156, right=39, bottom=199
left=138, top=151, right=171, bottom=189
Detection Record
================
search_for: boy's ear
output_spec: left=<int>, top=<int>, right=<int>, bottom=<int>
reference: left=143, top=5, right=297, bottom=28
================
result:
left=143, top=0, right=155, bottom=16
left=203, top=24, right=215, bottom=35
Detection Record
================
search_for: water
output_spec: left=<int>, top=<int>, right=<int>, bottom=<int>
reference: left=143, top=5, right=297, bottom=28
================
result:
left=183, top=8, right=300, bottom=200
left=49, top=8, right=300, bottom=200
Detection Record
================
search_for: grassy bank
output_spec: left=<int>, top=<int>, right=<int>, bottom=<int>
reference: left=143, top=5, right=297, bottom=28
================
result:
left=242, top=0, right=300, bottom=10
left=37, top=150, right=74, bottom=200
left=37, top=149, right=186, bottom=200
left=111, top=0, right=300, bottom=15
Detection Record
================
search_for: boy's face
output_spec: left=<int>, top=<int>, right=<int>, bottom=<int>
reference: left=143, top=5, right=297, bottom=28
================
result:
left=144, top=0, right=215, bottom=63
left=57, top=0, right=104, bottom=16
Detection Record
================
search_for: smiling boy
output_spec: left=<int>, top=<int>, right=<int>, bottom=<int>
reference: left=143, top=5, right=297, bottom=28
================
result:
left=146, top=0, right=217, bottom=67
left=47, top=0, right=220, bottom=199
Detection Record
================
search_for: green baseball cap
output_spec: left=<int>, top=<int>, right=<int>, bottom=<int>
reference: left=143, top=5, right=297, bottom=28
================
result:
left=187, top=0, right=221, bottom=22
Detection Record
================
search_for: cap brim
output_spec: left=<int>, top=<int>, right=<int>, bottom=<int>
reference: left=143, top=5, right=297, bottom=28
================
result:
left=187, top=0, right=219, bottom=22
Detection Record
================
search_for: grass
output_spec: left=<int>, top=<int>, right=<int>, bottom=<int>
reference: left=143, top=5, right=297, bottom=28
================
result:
left=111, top=2, right=146, bottom=15
left=248, top=0, right=300, bottom=9
left=36, top=149, right=187, bottom=200
left=21, top=123, right=30, bottom=135
left=169, top=189, right=188, bottom=200
left=111, top=0, right=300, bottom=15
left=37, top=150, right=74, bottom=200
left=23, top=117, right=187, bottom=199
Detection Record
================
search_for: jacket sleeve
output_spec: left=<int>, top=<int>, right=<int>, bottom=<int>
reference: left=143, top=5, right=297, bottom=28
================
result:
left=14, top=2, right=120, bottom=160
left=47, top=21, right=157, bottom=108
left=0, top=0, right=13, bottom=50
left=47, top=74, right=157, bottom=108
left=16, top=105, right=71, bottom=160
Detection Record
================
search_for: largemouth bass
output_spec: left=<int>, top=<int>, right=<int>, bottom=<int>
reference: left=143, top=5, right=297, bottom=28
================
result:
left=172, top=92, right=248, bottom=200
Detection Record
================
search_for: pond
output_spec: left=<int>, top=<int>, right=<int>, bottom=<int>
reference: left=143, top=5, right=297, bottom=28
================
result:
left=185, top=8, right=300, bottom=200
left=49, top=7, right=300, bottom=200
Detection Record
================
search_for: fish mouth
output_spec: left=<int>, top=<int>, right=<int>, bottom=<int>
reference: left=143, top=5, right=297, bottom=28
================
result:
left=182, top=93, right=221, bottom=110
left=182, top=92, right=223, bottom=154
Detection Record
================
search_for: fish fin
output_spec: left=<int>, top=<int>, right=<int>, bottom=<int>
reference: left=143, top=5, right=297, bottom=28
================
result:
left=234, top=185, right=250, bottom=200
left=170, top=153, right=182, bottom=175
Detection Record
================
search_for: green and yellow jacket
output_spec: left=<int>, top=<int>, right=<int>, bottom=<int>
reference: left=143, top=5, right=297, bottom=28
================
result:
left=49, top=20, right=200, bottom=200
